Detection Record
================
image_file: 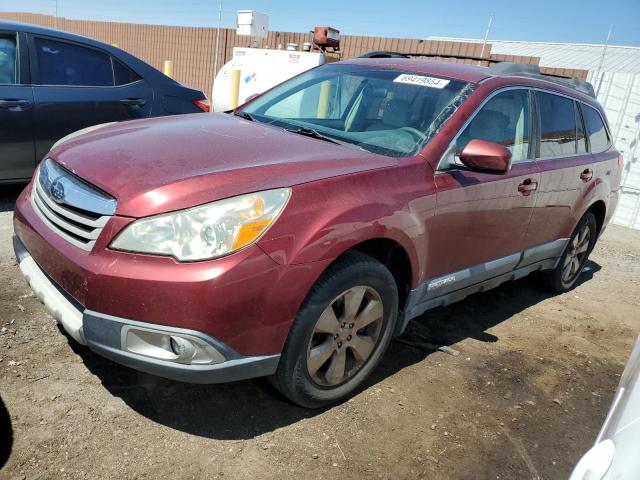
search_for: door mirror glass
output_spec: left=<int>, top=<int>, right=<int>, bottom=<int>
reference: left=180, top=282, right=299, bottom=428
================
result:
left=459, top=139, right=512, bottom=173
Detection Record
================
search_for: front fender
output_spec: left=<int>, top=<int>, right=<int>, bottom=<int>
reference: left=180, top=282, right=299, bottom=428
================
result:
left=257, top=167, right=434, bottom=288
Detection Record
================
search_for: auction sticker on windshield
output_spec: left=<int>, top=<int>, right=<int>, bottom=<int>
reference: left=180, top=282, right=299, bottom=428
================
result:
left=393, top=74, right=450, bottom=89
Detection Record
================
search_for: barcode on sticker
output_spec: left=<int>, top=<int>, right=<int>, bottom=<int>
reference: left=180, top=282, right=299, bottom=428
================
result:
left=393, top=74, right=450, bottom=89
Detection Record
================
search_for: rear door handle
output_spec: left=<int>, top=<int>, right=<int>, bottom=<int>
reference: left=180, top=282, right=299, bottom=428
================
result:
left=120, top=98, right=146, bottom=107
left=580, top=168, right=593, bottom=182
left=517, top=178, right=538, bottom=196
left=0, top=99, right=31, bottom=110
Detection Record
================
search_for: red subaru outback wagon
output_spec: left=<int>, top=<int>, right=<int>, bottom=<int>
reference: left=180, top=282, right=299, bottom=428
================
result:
left=13, top=57, right=621, bottom=407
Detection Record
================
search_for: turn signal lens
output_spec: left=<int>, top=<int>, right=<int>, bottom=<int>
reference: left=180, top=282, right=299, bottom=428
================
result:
left=232, top=218, right=272, bottom=250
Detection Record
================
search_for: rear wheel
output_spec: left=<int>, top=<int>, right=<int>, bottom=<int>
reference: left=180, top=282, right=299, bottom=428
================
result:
left=546, top=212, right=598, bottom=293
left=272, top=251, right=398, bottom=408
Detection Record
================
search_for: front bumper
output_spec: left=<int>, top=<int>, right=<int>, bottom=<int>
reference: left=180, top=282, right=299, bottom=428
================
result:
left=13, top=235, right=280, bottom=383
left=13, top=181, right=332, bottom=356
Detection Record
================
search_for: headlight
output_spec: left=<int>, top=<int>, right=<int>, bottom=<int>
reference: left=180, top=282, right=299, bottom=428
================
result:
left=110, top=188, right=291, bottom=261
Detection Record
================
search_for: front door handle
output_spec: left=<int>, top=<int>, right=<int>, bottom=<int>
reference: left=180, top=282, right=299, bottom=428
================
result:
left=580, top=168, right=593, bottom=182
left=518, top=178, right=538, bottom=196
left=120, top=98, right=146, bottom=107
left=0, top=99, right=31, bottom=110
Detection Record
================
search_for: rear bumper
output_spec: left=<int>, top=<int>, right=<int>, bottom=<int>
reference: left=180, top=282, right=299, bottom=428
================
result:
left=13, top=235, right=280, bottom=383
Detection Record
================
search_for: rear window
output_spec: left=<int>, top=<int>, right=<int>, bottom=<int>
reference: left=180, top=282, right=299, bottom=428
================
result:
left=0, top=35, right=17, bottom=85
left=537, top=91, right=577, bottom=158
left=582, top=104, right=610, bottom=153
left=34, top=37, right=113, bottom=86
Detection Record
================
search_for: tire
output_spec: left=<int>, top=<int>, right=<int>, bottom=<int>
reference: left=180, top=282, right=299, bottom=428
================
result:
left=545, top=211, right=598, bottom=293
left=272, top=251, right=398, bottom=408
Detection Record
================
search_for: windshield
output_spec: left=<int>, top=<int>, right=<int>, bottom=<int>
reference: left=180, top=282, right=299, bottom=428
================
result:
left=240, top=63, right=473, bottom=157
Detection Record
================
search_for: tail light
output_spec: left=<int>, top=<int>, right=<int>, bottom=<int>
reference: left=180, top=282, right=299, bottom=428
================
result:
left=193, top=98, right=210, bottom=112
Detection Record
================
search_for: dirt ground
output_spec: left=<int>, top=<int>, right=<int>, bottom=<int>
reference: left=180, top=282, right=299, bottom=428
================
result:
left=0, top=184, right=638, bottom=480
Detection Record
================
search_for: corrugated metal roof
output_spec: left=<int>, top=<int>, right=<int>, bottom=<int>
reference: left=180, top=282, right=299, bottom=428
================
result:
left=429, top=37, right=640, bottom=73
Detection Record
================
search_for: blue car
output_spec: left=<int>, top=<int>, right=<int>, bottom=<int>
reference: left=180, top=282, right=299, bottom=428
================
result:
left=0, top=20, right=209, bottom=183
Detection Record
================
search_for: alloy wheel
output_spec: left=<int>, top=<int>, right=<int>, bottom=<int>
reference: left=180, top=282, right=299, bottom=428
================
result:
left=562, top=224, right=591, bottom=282
left=306, top=286, right=384, bottom=387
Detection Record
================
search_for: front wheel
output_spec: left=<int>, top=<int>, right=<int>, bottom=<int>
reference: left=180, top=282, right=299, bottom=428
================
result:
left=272, top=251, right=398, bottom=408
left=545, top=212, right=598, bottom=293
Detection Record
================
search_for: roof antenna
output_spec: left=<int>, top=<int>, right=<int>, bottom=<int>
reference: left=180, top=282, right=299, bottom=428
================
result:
left=595, top=25, right=613, bottom=97
left=478, top=14, right=493, bottom=66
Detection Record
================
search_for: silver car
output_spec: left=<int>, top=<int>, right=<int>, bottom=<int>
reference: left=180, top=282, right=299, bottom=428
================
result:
left=570, top=336, right=640, bottom=480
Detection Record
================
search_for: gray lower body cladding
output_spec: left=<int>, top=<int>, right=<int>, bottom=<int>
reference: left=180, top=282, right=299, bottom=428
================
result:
left=398, top=238, right=568, bottom=332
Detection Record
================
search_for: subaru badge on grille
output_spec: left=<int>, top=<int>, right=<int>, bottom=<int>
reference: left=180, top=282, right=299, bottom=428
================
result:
left=50, top=179, right=65, bottom=203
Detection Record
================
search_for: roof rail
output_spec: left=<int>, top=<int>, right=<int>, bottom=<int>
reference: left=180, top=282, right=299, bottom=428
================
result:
left=358, top=50, right=502, bottom=64
left=357, top=52, right=596, bottom=98
left=488, top=62, right=595, bottom=97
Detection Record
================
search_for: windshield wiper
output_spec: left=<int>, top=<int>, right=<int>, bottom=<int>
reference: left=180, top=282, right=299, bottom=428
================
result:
left=284, top=127, right=343, bottom=145
left=231, top=110, right=255, bottom=121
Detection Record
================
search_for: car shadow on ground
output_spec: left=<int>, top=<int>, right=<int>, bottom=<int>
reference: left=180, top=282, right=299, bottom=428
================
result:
left=65, top=261, right=601, bottom=441
left=0, top=185, right=24, bottom=213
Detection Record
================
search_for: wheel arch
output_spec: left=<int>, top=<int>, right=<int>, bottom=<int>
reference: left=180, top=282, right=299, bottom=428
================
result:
left=329, top=237, right=414, bottom=313
left=570, top=175, right=609, bottom=238
left=585, top=200, right=607, bottom=237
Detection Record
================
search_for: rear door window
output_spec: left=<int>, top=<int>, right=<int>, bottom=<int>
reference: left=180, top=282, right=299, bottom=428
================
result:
left=582, top=104, right=610, bottom=153
left=537, top=91, right=577, bottom=157
left=0, top=35, right=18, bottom=84
left=34, top=37, right=113, bottom=86
left=456, top=89, right=532, bottom=163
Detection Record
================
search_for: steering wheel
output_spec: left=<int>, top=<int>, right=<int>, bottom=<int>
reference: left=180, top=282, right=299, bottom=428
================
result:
left=398, top=127, right=428, bottom=142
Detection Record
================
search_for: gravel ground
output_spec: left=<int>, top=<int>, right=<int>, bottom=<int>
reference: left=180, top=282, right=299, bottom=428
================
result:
left=0, top=185, right=638, bottom=480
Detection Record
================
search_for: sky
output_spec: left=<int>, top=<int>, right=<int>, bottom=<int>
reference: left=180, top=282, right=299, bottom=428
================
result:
left=1, top=0, right=639, bottom=46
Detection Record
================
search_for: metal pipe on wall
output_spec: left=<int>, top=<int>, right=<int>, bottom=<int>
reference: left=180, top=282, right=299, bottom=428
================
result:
left=212, top=0, right=223, bottom=111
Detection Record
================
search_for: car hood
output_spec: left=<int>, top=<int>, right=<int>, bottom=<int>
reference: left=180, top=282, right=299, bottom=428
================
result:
left=50, top=113, right=396, bottom=217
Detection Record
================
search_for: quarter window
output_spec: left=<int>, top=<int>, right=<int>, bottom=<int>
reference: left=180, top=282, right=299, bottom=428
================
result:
left=537, top=92, right=577, bottom=157
left=113, top=58, right=141, bottom=86
left=456, top=89, right=531, bottom=163
left=582, top=105, right=610, bottom=153
left=0, top=35, right=18, bottom=85
left=34, top=37, right=113, bottom=86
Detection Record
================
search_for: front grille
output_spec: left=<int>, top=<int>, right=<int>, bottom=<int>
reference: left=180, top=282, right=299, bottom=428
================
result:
left=31, top=159, right=116, bottom=251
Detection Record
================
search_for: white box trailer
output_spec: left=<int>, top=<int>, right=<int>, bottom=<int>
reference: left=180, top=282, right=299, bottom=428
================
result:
left=212, top=47, right=326, bottom=112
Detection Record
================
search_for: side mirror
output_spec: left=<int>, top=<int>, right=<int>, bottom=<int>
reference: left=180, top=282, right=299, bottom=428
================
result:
left=459, top=139, right=512, bottom=173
